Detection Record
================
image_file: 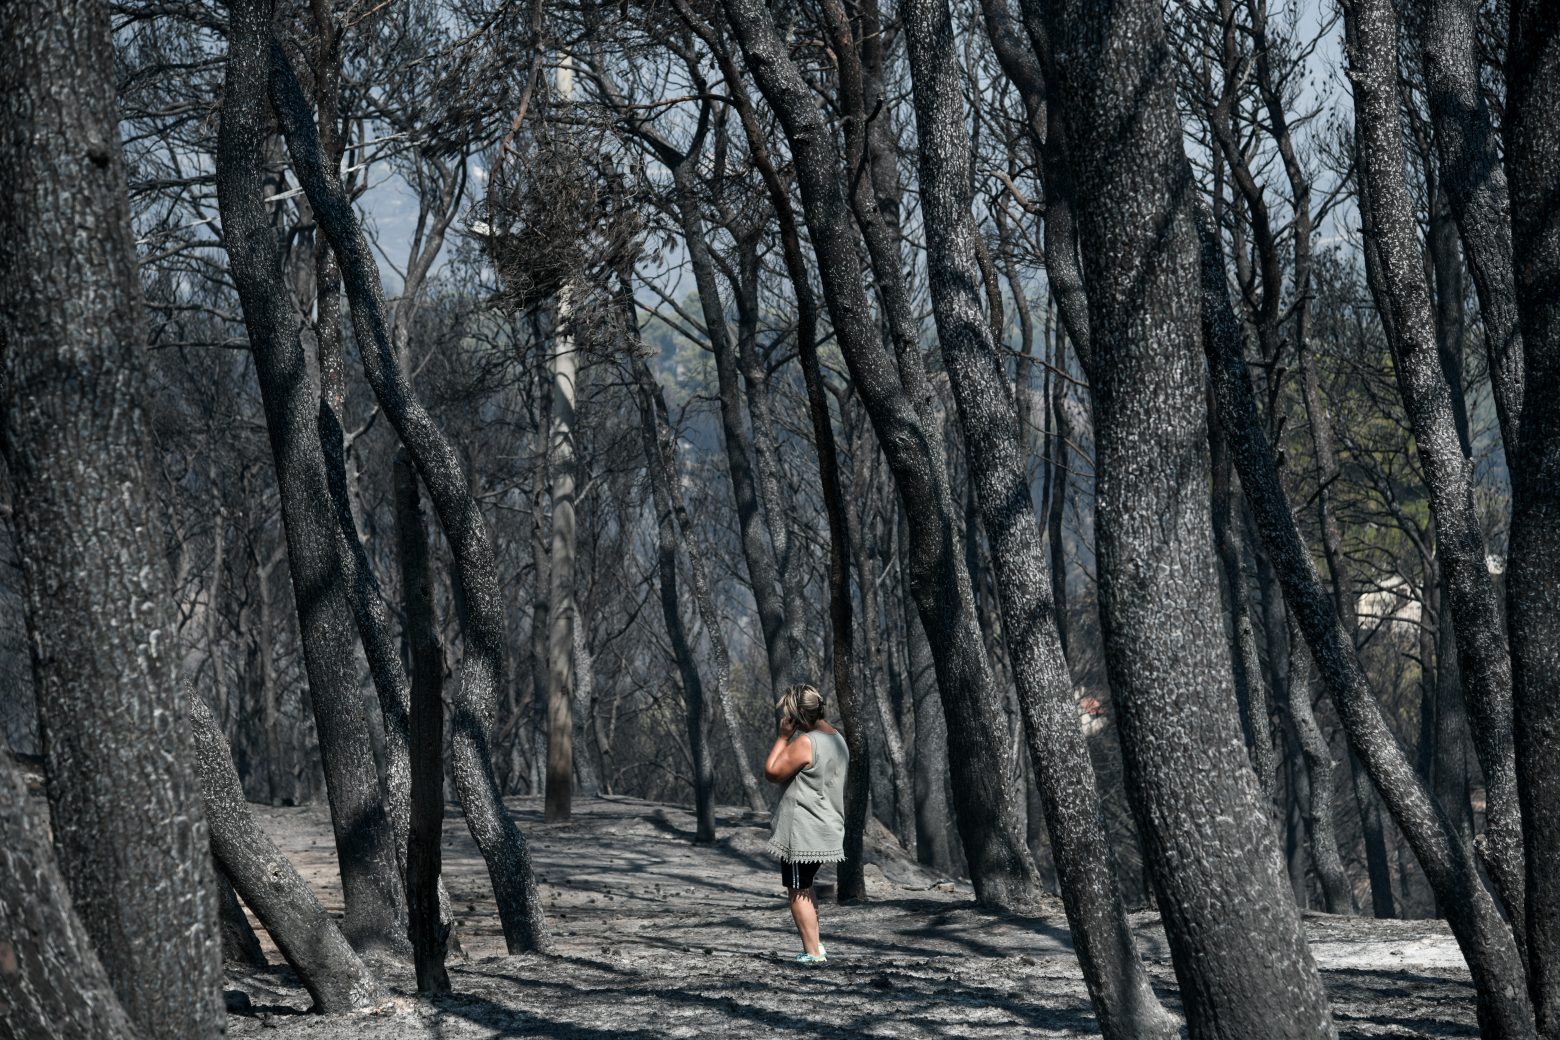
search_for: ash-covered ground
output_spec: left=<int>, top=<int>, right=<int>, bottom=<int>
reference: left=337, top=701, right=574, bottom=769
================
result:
left=223, top=797, right=1478, bottom=1039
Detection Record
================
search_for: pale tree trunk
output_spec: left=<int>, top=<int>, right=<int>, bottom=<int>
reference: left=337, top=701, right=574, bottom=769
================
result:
left=572, top=621, right=603, bottom=797
left=0, top=1, right=222, bottom=1032
left=216, top=0, right=407, bottom=954
left=1505, top=5, right=1560, bottom=1035
left=269, top=45, right=550, bottom=953
left=546, top=281, right=580, bottom=822
left=900, top=0, right=1175, bottom=1031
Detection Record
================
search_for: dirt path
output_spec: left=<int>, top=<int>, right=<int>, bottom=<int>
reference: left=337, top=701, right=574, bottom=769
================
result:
left=225, top=796, right=1478, bottom=1038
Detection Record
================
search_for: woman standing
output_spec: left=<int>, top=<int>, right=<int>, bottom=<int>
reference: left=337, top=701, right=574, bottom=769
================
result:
left=764, top=683, right=849, bottom=964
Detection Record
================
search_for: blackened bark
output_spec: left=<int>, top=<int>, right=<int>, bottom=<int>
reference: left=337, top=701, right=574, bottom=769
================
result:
left=901, top=0, right=1173, bottom=1031
left=1344, top=0, right=1526, bottom=946
left=215, top=0, right=406, bottom=954
left=189, top=695, right=384, bottom=1013
left=631, top=352, right=718, bottom=844
left=307, top=0, right=414, bottom=904
left=1199, top=211, right=1537, bottom=1036
left=717, top=0, right=1041, bottom=909
left=0, top=1, right=222, bottom=1032
left=731, top=230, right=810, bottom=682
left=395, top=452, right=451, bottom=995
left=0, top=751, right=141, bottom=1040
left=1432, top=582, right=1476, bottom=851
left=1294, top=304, right=1397, bottom=920
left=688, top=30, right=868, bottom=886
left=1283, top=616, right=1356, bottom=915
left=269, top=47, right=550, bottom=953
left=1505, top=5, right=1560, bottom=1034
left=669, top=154, right=795, bottom=702
left=847, top=473, right=915, bottom=855
left=1034, top=2, right=1337, bottom=1033
left=1418, top=0, right=1524, bottom=452
left=216, top=867, right=268, bottom=969
left=1210, top=401, right=1278, bottom=802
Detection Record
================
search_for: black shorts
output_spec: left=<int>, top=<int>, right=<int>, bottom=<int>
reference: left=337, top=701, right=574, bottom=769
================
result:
left=780, top=861, right=822, bottom=891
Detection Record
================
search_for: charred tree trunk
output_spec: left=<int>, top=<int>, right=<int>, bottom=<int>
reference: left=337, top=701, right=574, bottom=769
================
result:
left=0, top=1, right=223, bottom=1033
left=1034, top=0, right=1337, bottom=1032
left=0, top=751, right=142, bottom=1040
left=216, top=867, right=268, bottom=969
left=1283, top=616, right=1356, bottom=915
left=900, top=1, right=1174, bottom=1031
left=271, top=48, right=552, bottom=954
left=716, top=0, right=1041, bottom=909
left=1418, top=0, right=1524, bottom=452
left=688, top=32, right=868, bottom=889
left=269, top=46, right=550, bottom=953
left=1210, top=401, right=1278, bottom=802
left=1199, top=197, right=1538, bottom=1037
left=1344, top=0, right=1526, bottom=948
left=630, top=346, right=718, bottom=843
left=1506, top=6, right=1560, bottom=1034
left=667, top=158, right=795, bottom=697
left=190, top=695, right=385, bottom=1013
left=395, top=451, right=451, bottom=995
left=215, top=0, right=407, bottom=954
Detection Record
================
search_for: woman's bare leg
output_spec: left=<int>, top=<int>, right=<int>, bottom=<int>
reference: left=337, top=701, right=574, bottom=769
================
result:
left=788, top=887, right=822, bottom=955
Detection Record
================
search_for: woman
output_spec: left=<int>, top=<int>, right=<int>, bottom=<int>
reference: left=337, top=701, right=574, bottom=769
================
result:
left=764, top=683, right=848, bottom=965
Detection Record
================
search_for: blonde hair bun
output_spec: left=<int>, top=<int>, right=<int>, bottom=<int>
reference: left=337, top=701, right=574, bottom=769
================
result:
left=777, top=683, right=825, bottom=728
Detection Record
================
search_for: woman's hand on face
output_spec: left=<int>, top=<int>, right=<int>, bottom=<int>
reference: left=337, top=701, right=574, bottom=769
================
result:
left=779, top=714, right=796, bottom=739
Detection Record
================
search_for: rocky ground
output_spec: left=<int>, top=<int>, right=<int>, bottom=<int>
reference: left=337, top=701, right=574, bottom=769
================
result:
left=223, top=796, right=1480, bottom=1039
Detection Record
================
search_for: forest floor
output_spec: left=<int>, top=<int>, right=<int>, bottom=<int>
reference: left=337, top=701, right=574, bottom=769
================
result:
left=223, top=796, right=1480, bottom=1039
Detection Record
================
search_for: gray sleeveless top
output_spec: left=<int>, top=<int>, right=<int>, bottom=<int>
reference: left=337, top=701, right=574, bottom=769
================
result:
left=767, top=729, right=849, bottom=863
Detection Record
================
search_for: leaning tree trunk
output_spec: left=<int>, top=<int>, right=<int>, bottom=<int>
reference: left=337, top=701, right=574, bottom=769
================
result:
left=1198, top=204, right=1538, bottom=1037
left=215, top=0, right=407, bottom=955
left=715, top=0, right=1041, bottom=909
left=215, top=867, right=268, bottom=969
left=1032, top=0, right=1339, bottom=1035
left=1344, top=0, right=1526, bottom=947
left=899, top=0, right=1175, bottom=1033
left=1505, top=6, right=1560, bottom=1035
left=395, top=451, right=451, bottom=995
left=0, top=1, right=222, bottom=1033
left=269, top=46, right=550, bottom=953
left=0, top=751, right=142, bottom=1040
left=189, top=695, right=385, bottom=1013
